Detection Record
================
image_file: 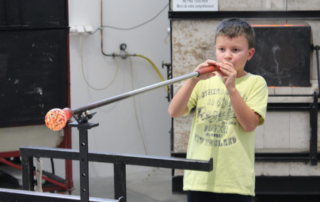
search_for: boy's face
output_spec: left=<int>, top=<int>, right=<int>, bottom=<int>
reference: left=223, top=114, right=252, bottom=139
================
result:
left=215, top=35, right=255, bottom=74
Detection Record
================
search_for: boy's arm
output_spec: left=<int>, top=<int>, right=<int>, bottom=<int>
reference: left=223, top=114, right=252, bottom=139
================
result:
left=168, top=78, right=198, bottom=118
left=168, top=60, right=218, bottom=118
left=228, top=88, right=261, bottom=132
left=219, top=62, right=261, bottom=132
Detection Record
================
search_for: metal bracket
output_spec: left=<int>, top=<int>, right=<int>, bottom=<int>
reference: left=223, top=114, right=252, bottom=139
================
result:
left=162, top=61, right=173, bottom=102
left=69, top=120, right=99, bottom=202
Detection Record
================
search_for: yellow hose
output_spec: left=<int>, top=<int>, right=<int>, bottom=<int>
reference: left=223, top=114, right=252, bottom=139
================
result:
left=136, top=55, right=169, bottom=93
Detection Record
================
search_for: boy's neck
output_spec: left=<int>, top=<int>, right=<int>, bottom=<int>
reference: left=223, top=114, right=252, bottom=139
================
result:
left=237, top=70, right=247, bottom=78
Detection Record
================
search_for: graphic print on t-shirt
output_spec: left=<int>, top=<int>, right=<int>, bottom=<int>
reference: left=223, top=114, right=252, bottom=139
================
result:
left=193, top=87, right=246, bottom=148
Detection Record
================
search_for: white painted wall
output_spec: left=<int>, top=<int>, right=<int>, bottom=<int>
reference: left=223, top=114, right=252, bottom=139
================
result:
left=67, top=0, right=171, bottom=179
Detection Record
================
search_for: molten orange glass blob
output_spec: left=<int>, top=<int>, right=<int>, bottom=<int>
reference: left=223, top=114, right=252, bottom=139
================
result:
left=45, top=108, right=68, bottom=131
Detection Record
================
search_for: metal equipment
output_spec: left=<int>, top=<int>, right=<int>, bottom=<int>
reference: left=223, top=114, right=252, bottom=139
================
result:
left=1, top=65, right=219, bottom=202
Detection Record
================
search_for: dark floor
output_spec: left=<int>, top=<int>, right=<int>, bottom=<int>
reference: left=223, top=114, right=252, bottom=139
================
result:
left=1, top=168, right=320, bottom=202
left=72, top=168, right=187, bottom=202
left=254, top=195, right=320, bottom=202
left=71, top=169, right=320, bottom=202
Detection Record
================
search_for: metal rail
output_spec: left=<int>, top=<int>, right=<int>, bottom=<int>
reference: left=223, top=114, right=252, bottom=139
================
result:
left=0, top=188, right=117, bottom=202
left=21, top=146, right=213, bottom=202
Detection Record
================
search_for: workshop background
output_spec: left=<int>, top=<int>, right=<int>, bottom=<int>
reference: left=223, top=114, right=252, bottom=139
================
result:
left=1, top=0, right=320, bottom=202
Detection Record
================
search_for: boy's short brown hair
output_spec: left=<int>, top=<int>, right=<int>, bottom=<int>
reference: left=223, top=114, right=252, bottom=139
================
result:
left=215, top=18, right=255, bottom=49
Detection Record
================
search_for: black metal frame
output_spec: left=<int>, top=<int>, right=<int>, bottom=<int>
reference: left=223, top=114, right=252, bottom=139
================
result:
left=0, top=0, right=69, bottom=30
left=267, top=92, right=319, bottom=165
left=162, top=62, right=174, bottom=154
left=18, top=118, right=213, bottom=202
left=172, top=151, right=320, bottom=164
left=255, top=176, right=320, bottom=195
left=168, top=11, right=320, bottom=20
left=171, top=175, right=320, bottom=195
left=162, top=62, right=173, bottom=102
left=0, top=188, right=117, bottom=202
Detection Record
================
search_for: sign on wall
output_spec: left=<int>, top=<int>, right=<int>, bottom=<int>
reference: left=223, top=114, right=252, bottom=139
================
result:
left=172, top=0, right=218, bottom=11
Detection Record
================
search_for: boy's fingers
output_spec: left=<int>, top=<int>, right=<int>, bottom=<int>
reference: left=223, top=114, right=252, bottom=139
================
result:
left=205, top=59, right=217, bottom=63
left=221, top=62, right=234, bottom=69
left=219, top=66, right=233, bottom=76
left=205, top=60, right=219, bottom=66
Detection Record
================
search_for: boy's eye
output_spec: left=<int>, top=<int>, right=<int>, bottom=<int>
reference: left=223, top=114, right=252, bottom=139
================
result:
left=233, top=49, right=239, bottom=52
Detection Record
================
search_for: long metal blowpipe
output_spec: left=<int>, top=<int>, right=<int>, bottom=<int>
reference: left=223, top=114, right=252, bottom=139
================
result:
left=45, top=65, right=219, bottom=131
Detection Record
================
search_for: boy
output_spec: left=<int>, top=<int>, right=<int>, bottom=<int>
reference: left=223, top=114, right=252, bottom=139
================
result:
left=168, top=18, right=268, bottom=202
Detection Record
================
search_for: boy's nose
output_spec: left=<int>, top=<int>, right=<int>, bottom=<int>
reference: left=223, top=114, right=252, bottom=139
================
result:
left=224, top=51, right=232, bottom=61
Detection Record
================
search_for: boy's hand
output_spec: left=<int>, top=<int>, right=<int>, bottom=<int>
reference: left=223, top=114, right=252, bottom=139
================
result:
left=193, top=60, right=219, bottom=81
left=218, top=62, right=237, bottom=89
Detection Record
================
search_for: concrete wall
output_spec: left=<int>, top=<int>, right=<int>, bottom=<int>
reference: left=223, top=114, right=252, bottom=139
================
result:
left=171, top=0, right=320, bottom=176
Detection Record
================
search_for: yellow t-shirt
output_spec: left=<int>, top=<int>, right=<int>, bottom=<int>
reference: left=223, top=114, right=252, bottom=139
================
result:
left=183, top=73, right=268, bottom=196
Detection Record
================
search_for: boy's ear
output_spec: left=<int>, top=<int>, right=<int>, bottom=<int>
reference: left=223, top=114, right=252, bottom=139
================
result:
left=247, top=48, right=255, bottom=61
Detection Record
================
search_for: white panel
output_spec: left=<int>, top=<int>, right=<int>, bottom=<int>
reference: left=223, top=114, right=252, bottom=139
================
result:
left=290, top=162, right=320, bottom=176
left=289, top=112, right=309, bottom=151
left=275, top=87, right=292, bottom=95
left=255, top=123, right=265, bottom=149
left=257, top=162, right=290, bottom=176
left=0, top=125, right=63, bottom=153
left=261, top=0, right=287, bottom=10
left=256, top=162, right=320, bottom=176
left=267, top=87, right=275, bottom=95
left=263, top=112, right=290, bottom=149
left=247, top=20, right=287, bottom=26
left=218, top=0, right=261, bottom=11
left=172, top=0, right=218, bottom=11
left=254, top=162, right=264, bottom=175
left=291, top=86, right=317, bottom=95
left=268, top=83, right=317, bottom=103
left=287, top=0, right=320, bottom=10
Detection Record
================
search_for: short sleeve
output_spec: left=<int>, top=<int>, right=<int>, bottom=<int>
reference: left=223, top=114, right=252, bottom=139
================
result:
left=245, top=76, right=268, bottom=125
